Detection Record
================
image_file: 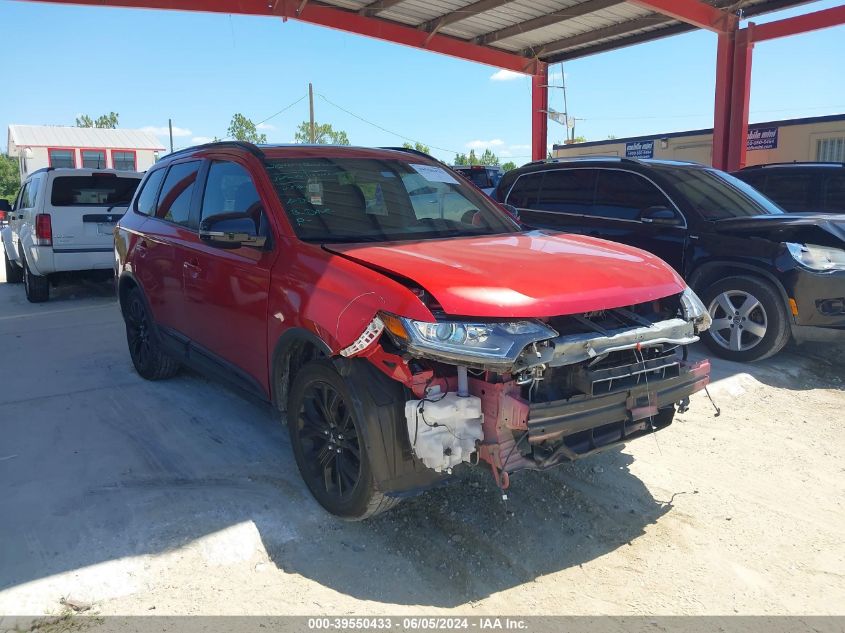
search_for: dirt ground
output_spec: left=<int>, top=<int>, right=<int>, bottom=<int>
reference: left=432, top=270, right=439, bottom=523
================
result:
left=1, top=250, right=843, bottom=617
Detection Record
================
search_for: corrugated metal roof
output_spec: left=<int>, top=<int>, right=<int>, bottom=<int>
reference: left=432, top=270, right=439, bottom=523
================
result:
left=8, top=125, right=166, bottom=150
left=325, top=0, right=812, bottom=64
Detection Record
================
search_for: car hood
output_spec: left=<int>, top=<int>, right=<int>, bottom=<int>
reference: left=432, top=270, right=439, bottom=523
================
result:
left=713, top=214, right=845, bottom=247
left=324, top=231, right=686, bottom=318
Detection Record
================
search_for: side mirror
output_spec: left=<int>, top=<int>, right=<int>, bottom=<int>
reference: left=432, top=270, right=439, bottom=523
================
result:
left=0, top=199, right=11, bottom=213
left=199, top=212, right=266, bottom=249
left=640, top=206, right=681, bottom=226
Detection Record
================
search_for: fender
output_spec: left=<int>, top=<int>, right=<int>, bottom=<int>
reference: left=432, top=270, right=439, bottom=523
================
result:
left=1, top=226, right=19, bottom=265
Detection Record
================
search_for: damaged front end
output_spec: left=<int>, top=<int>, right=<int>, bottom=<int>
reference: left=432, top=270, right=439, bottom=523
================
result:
left=346, top=288, right=712, bottom=490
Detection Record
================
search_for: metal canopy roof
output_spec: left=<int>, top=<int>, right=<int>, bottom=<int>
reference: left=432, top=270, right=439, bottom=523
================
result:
left=320, top=0, right=810, bottom=63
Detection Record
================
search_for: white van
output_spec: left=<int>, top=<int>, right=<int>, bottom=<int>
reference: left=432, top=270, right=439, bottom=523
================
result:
left=1, top=167, right=142, bottom=302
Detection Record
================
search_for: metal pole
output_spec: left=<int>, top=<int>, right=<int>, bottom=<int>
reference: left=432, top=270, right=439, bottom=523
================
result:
left=168, top=119, right=174, bottom=153
left=308, top=83, right=316, bottom=144
left=560, top=63, right=571, bottom=142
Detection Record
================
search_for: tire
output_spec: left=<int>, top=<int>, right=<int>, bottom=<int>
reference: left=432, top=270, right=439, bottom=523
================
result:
left=123, top=287, right=180, bottom=380
left=287, top=360, right=400, bottom=520
left=700, top=275, right=790, bottom=362
left=4, top=250, right=23, bottom=284
left=22, top=257, right=49, bottom=302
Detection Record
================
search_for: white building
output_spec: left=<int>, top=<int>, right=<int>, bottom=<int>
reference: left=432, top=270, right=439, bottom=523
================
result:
left=7, top=125, right=166, bottom=181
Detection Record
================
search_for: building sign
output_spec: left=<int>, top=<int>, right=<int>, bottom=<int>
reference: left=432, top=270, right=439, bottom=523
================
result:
left=747, top=127, right=778, bottom=151
left=625, top=140, right=654, bottom=159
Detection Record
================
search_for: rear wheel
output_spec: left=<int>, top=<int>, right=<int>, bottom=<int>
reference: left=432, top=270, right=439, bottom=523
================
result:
left=22, top=257, right=49, bottom=302
left=123, top=287, right=180, bottom=380
left=4, top=250, right=23, bottom=283
left=701, top=275, right=790, bottom=362
left=287, top=360, right=400, bottom=520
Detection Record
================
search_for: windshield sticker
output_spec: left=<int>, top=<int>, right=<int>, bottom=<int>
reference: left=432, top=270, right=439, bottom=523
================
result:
left=362, top=183, right=388, bottom=216
left=410, top=164, right=459, bottom=185
left=307, top=178, right=323, bottom=205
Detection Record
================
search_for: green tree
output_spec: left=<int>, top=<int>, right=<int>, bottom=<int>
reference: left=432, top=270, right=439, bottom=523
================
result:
left=468, top=149, right=479, bottom=165
left=294, top=121, right=350, bottom=145
left=76, top=112, right=119, bottom=128
left=453, top=153, right=468, bottom=166
left=607, top=134, right=618, bottom=140
left=0, top=154, right=20, bottom=204
left=479, top=149, right=500, bottom=166
left=501, top=161, right=517, bottom=172
left=227, top=113, right=267, bottom=144
left=573, top=135, right=587, bottom=143
left=402, top=141, right=430, bottom=154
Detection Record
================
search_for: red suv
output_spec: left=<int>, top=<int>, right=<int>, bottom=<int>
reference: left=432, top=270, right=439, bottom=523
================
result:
left=115, top=142, right=712, bottom=519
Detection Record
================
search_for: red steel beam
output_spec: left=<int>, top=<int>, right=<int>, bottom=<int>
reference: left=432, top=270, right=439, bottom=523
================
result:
left=726, top=27, right=754, bottom=172
left=18, top=0, right=537, bottom=73
left=749, top=4, right=845, bottom=42
left=711, top=31, right=735, bottom=170
left=626, top=0, right=737, bottom=33
left=531, top=63, right=549, bottom=162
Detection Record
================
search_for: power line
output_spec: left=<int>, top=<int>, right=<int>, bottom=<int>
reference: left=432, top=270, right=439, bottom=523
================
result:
left=255, top=93, right=308, bottom=127
left=316, top=92, right=462, bottom=156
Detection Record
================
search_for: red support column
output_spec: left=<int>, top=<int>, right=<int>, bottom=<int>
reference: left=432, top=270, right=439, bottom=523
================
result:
left=712, top=31, right=735, bottom=170
left=726, top=26, right=754, bottom=172
left=532, top=62, right=549, bottom=162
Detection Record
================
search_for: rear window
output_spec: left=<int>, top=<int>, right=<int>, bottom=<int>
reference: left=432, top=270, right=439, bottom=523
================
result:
left=50, top=175, right=141, bottom=207
left=455, top=167, right=493, bottom=189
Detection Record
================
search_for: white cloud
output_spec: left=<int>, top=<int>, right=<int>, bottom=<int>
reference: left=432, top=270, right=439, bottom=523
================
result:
left=256, top=122, right=276, bottom=131
left=141, top=125, right=192, bottom=137
left=490, top=69, right=523, bottom=81
left=191, top=136, right=215, bottom=144
left=466, top=139, right=505, bottom=150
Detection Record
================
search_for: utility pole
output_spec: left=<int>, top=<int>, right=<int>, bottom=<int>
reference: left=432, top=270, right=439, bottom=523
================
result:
left=559, top=63, right=571, bottom=143
left=168, top=119, right=174, bottom=153
left=308, top=83, right=316, bottom=144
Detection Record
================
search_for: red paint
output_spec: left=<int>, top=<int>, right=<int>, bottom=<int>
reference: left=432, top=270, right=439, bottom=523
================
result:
left=711, top=31, right=735, bottom=170
left=21, top=0, right=536, bottom=74
left=531, top=63, right=549, bottom=162
left=627, top=0, right=736, bottom=32
left=326, top=232, right=686, bottom=318
left=726, top=27, right=753, bottom=172
left=749, top=4, right=845, bottom=42
left=47, top=147, right=78, bottom=168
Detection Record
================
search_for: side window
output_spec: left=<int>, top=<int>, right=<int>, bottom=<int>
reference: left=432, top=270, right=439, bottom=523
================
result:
left=48, top=149, right=76, bottom=168
left=156, top=161, right=200, bottom=227
left=16, top=183, right=29, bottom=210
left=538, top=169, right=596, bottom=213
left=81, top=150, right=107, bottom=169
left=505, top=172, right=544, bottom=209
left=761, top=172, right=814, bottom=211
left=822, top=173, right=845, bottom=213
left=594, top=171, right=673, bottom=221
left=20, top=177, right=41, bottom=209
left=135, top=168, right=167, bottom=216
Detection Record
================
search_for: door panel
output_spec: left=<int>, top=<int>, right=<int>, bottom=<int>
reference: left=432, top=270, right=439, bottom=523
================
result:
left=179, top=160, right=273, bottom=390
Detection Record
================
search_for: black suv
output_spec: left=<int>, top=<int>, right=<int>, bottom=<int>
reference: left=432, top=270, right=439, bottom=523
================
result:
left=495, top=157, right=845, bottom=362
left=732, top=162, right=845, bottom=214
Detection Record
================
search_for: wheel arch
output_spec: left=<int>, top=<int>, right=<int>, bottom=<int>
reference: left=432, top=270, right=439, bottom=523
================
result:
left=270, top=328, right=332, bottom=412
left=688, top=261, right=792, bottom=320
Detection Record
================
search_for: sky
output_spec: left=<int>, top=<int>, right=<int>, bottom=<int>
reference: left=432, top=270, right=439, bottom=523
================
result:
left=1, top=0, right=844, bottom=163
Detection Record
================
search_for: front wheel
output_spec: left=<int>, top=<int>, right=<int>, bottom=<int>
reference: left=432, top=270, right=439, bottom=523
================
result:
left=4, top=250, right=23, bottom=283
left=23, top=257, right=49, bottom=302
left=701, top=275, right=790, bottom=362
left=287, top=360, right=400, bottom=520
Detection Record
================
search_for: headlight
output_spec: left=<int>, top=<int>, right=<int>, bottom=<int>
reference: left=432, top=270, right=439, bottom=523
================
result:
left=786, top=242, right=845, bottom=272
left=680, top=287, right=712, bottom=332
left=381, top=313, right=558, bottom=366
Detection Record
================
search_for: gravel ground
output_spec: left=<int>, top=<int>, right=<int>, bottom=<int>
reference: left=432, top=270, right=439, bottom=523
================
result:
left=0, top=249, right=843, bottom=618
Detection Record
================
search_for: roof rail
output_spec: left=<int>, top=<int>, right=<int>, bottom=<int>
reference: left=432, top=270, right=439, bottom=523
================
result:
left=741, top=161, right=845, bottom=169
left=524, top=155, right=644, bottom=167
left=163, top=140, right=265, bottom=161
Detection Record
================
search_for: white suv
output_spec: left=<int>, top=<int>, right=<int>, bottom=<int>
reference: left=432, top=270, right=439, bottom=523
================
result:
left=1, top=167, right=142, bottom=302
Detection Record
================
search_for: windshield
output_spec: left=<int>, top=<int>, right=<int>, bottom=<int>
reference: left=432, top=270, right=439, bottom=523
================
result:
left=51, top=175, right=141, bottom=207
left=659, top=167, right=785, bottom=219
left=265, top=158, right=518, bottom=243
